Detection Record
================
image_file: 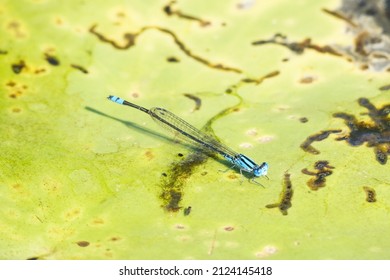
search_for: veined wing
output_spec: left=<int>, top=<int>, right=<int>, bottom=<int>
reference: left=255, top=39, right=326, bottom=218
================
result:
left=149, top=107, right=238, bottom=158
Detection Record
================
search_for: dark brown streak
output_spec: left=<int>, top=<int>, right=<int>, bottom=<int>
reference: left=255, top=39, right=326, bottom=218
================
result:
left=184, top=93, right=202, bottom=111
left=89, top=24, right=139, bottom=49
left=163, top=1, right=211, bottom=27
left=355, top=32, right=370, bottom=56
left=322, top=8, right=358, bottom=28
left=300, top=130, right=342, bottom=154
left=379, top=84, right=390, bottom=91
left=252, top=34, right=342, bottom=57
left=89, top=25, right=242, bottom=74
left=70, top=64, right=89, bottom=74
left=241, top=70, right=280, bottom=84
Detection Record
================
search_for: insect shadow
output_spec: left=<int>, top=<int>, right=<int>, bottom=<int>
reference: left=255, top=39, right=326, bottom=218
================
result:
left=85, top=106, right=232, bottom=169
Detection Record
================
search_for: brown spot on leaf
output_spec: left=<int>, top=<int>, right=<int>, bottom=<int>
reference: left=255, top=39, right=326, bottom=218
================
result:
left=92, top=218, right=105, bottom=225
left=363, top=186, right=376, bottom=203
left=175, top=224, right=185, bottom=229
left=145, top=150, right=154, bottom=160
left=77, top=241, right=90, bottom=247
left=70, top=64, right=88, bottom=74
left=299, top=117, right=308, bottom=123
left=299, top=75, right=316, bottom=84
left=167, top=56, right=180, bottom=63
left=224, top=226, right=234, bottom=231
left=45, top=54, right=60, bottom=66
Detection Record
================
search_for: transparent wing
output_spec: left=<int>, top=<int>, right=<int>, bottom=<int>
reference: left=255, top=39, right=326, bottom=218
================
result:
left=149, top=107, right=238, bottom=158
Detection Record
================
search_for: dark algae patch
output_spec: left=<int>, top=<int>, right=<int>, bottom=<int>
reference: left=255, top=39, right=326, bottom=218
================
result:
left=300, top=98, right=389, bottom=164
left=333, top=98, right=390, bottom=165
left=302, top=160, right=334, bottom=191
left=183, top=206, right=192, bottom=216
left=379, top=84, right=390, bottom=91
left=11, top=60, right=26, bottom=74
left=299, top=117, right=309, bottom=123
left=300, top=130, right=341, bottom=154
left=45, top=53, right=60, bottom=66
left=266, top=173, right=293, bottom=215
left=167, top=56, right=180, bottom=63
left=160, top=152, right=208, bottom=212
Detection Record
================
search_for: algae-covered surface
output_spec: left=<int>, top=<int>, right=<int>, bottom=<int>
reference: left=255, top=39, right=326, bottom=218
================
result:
left=0, top=0, right=389, bottom=259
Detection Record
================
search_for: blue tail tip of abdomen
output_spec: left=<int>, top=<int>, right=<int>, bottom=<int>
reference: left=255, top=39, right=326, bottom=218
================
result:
left=107, top=95, right=124, bottom=104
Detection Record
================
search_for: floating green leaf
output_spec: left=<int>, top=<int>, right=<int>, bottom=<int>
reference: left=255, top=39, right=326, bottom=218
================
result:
left=0, top=0, right=389, bottom=259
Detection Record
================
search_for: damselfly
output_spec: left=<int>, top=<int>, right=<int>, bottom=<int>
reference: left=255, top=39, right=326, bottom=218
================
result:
left=107, top=95, right=269, bottom=184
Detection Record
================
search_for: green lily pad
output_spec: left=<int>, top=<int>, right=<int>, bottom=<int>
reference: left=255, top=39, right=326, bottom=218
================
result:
left=0, top=0, right=389, bottom=259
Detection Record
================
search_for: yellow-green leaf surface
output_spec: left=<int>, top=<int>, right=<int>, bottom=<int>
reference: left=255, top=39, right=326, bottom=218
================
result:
left=1, top=0, right=389, bottom=259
